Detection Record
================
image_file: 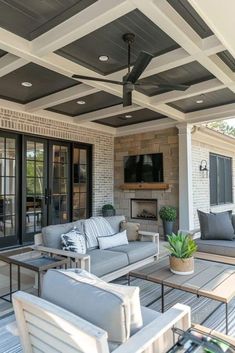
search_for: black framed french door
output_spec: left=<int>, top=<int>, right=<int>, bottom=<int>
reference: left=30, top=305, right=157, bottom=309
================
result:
left=0, top=132, right=19, bottom=248
left=0, top=130, right=92, bottom=249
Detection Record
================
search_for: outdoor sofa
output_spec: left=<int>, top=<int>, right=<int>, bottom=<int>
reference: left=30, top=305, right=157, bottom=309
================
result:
left=34, top=215, right=159, bottom=281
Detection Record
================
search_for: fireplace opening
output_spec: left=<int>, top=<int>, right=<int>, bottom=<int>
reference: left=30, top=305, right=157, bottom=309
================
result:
left=131, top=199, right=158, bottom=220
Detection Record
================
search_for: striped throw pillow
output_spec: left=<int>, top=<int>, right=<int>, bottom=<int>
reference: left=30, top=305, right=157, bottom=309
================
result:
left=61, top=227, right=86, bottom=254
left=84, top=217, right=114, bottom=249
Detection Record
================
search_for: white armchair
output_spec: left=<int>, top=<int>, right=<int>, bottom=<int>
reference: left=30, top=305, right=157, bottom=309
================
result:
left=13, top=291, right=190, bottom=353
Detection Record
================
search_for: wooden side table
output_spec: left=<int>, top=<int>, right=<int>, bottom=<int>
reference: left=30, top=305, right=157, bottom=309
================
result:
left=0, top=247, right=69, bottom=301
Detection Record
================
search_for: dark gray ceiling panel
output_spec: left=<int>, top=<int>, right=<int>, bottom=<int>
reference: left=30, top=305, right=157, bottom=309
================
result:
left=57, top=9, right=179, bottom=75
left=0, top=0, right=97, bottom=40
left=96, top=108, right=166, bottom=127
left=137, top=61, right=214, bottom=96
left=48, top=91, right=122, bottom=116
left=168, top=88, right=235, bottom=113
left=217, top=50, right=235, bottom=72
left=0, top=49, right=7, bottom=58
left=0, top=63, right=78, bottom=104
left=167, top=0, right=213, bottom=38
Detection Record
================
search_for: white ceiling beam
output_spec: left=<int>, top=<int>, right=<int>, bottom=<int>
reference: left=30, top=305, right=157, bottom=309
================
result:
left=75, top=104, right=142, bottom=123
left=186, top=102, right=235, bottom=124
left=188, top=0, right=235, bottom=59
left=32, top=0, right=135, bottom=56
left=149, top=78, right=225, bottom=105
left=0, top=53, right=28, bottom=77
left=25, top=84, right=99, bottom=112
left=116, top=117, right=176, bottom=136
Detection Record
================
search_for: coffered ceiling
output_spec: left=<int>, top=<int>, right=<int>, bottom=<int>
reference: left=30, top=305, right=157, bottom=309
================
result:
left=0, top=0, right=234, bottom=136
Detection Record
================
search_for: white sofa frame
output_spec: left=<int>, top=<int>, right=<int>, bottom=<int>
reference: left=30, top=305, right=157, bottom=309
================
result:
left=13, top=290, right=191, bottom=353
left=33, top=230, right=159, bottom=282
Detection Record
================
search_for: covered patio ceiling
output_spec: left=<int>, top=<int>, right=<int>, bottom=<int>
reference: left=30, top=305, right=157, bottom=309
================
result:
left=0, top=0, right=234, bottom=136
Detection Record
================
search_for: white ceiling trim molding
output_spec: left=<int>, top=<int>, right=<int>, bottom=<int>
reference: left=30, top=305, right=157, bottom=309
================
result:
left=74, top=104, right=142, bottom=123
left=32, top=0, right=135, bottom=56
left=186, top=102, right=235, bottom=124
left=0, top=53, right=28, bottom=77
left=116, top=117, right=176, bottom=136
left=25, top=84, right=99, bottom=112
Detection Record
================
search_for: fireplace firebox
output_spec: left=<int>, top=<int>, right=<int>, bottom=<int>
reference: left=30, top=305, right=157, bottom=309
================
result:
left=131, top=199, right=158, bottom=220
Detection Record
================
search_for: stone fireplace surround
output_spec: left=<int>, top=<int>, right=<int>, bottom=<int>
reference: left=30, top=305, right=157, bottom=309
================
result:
left=114, top=128, right=179, bottom=235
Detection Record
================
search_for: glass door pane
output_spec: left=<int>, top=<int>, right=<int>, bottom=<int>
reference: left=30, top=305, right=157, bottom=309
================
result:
left=49, top=143, right=70, bottom=224
left=23, top=139, right=47, bottom=243
left=0, top=135, right=18, bottom=248
left=73, top=146, right=90, bottom=221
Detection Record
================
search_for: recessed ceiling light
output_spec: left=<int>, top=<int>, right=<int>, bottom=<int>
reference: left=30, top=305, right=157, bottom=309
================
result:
left=99, top=55, right=109, bottom=62
left=196, top=99, right=204, bottom=104
left=125, top=114, right=132, bottom=119
left=76, top=100, right=86, bottom=105
left=21, top=81, right=32, bottom=87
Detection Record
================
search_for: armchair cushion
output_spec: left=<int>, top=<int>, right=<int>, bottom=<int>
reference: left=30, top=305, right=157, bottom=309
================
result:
left=42, top=269, right=131, bottom=344
left=120, top=221, right=140, bottom=241
left=98, top=230, right=128, bottom=250
left=105, top=215, right=126, bottom=233
left=109, top=241, right=157, bottom=264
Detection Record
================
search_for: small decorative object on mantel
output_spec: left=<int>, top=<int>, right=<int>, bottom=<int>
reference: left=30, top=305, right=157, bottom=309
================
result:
left=102, top=204, right=116, bottom=217
left=165, top=233, right=197, bottom=275
left=159, top=206, right=177, bottom=240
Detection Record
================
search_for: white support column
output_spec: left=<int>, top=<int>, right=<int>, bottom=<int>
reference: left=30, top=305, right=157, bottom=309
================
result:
left=177, top=123, right=194, bottom=230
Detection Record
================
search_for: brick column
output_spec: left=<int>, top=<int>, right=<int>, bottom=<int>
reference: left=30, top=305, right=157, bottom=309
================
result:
left=177, top=123, right=194, bottom=230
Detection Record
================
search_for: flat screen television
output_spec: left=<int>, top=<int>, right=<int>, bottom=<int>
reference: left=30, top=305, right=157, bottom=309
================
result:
left=124, top=153, right=163, bottom=183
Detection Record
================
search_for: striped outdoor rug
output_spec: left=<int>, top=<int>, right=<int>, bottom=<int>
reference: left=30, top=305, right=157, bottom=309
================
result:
left=0, top=278, right=235, bottom=353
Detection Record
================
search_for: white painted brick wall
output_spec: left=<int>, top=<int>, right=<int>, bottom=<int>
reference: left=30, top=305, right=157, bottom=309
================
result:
left=0, top=107, right=114, bottom=216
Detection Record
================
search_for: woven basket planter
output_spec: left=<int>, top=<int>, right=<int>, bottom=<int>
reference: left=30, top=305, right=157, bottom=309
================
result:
left=169, top=256, right=194, bottom=275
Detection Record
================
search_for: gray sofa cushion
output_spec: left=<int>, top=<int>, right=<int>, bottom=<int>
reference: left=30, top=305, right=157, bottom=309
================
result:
left=198, top=210, right=234, bottom=240
left=42, top=220, right=84, bottom=249
left=87, top=249, right=129, bottom=277
left=196, top=238, right=235, bottom=257
left=141, top=306, right=160, bottom=327
left=109, top=241, right=157, bottom=264
left=105, top=215, right=125, bottom=233
left=232, top=214, right=235, bottom=234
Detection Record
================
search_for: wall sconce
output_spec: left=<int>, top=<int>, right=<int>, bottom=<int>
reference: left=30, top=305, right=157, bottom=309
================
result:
left=199, top=160, right=209, bottom=178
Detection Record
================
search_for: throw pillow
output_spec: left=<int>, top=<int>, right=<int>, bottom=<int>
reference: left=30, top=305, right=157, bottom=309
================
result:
left=198, top=210, right=234, bottom=240
left=98, top=230, right=128, bottom=250
left=120, top=221, right=140, bottom=241
left=84, top=217, right=114, bottom=249
left=66, top=269, right=143, bottom=335
left=61, top=227, right=86, bottom=254
left=42, top=269, right=131, bottom=344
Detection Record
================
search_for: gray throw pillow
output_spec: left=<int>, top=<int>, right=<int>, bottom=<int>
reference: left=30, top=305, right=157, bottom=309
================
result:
left=198, top=210, right=234, bottom=240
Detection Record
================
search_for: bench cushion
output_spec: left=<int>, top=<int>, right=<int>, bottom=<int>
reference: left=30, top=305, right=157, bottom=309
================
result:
left=87, top=249, right=129, bottom=277
left=109, top=241, right=157, bottom=264
left=105, top=215, right=125, bottom=233
left=196, top=238, right=235, bottom=257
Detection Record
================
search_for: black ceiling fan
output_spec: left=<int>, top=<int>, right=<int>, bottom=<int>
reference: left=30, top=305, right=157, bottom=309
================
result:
left=72, top=33, right=189, bottom=107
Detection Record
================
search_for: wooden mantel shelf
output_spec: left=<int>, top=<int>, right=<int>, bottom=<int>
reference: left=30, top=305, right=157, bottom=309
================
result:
left=119, top=183, right=169, bottom=190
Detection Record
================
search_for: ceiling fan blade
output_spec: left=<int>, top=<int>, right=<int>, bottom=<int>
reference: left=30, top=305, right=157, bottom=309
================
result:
left=125, top=51, right=153, bottom=84
left=72, top=74, right=123, bottom=86
left=123, top=85, right=132, bottom=107
left=135, top=82, right=189, bottom=91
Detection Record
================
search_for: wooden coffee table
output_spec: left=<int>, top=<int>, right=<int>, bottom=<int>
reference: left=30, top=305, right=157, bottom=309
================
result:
left=130, top=257, right=235, bottom=334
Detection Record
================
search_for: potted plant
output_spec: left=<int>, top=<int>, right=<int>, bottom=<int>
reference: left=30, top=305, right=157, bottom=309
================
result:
left=159, top=206, right=177, bottom=239
left=165, top=233, right=197, bottom=275
left=102, top=204, right=116, bottom=217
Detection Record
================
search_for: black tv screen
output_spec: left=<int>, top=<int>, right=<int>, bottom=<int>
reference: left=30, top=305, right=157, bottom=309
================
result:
left=124, top=153, right=163, bottom=183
